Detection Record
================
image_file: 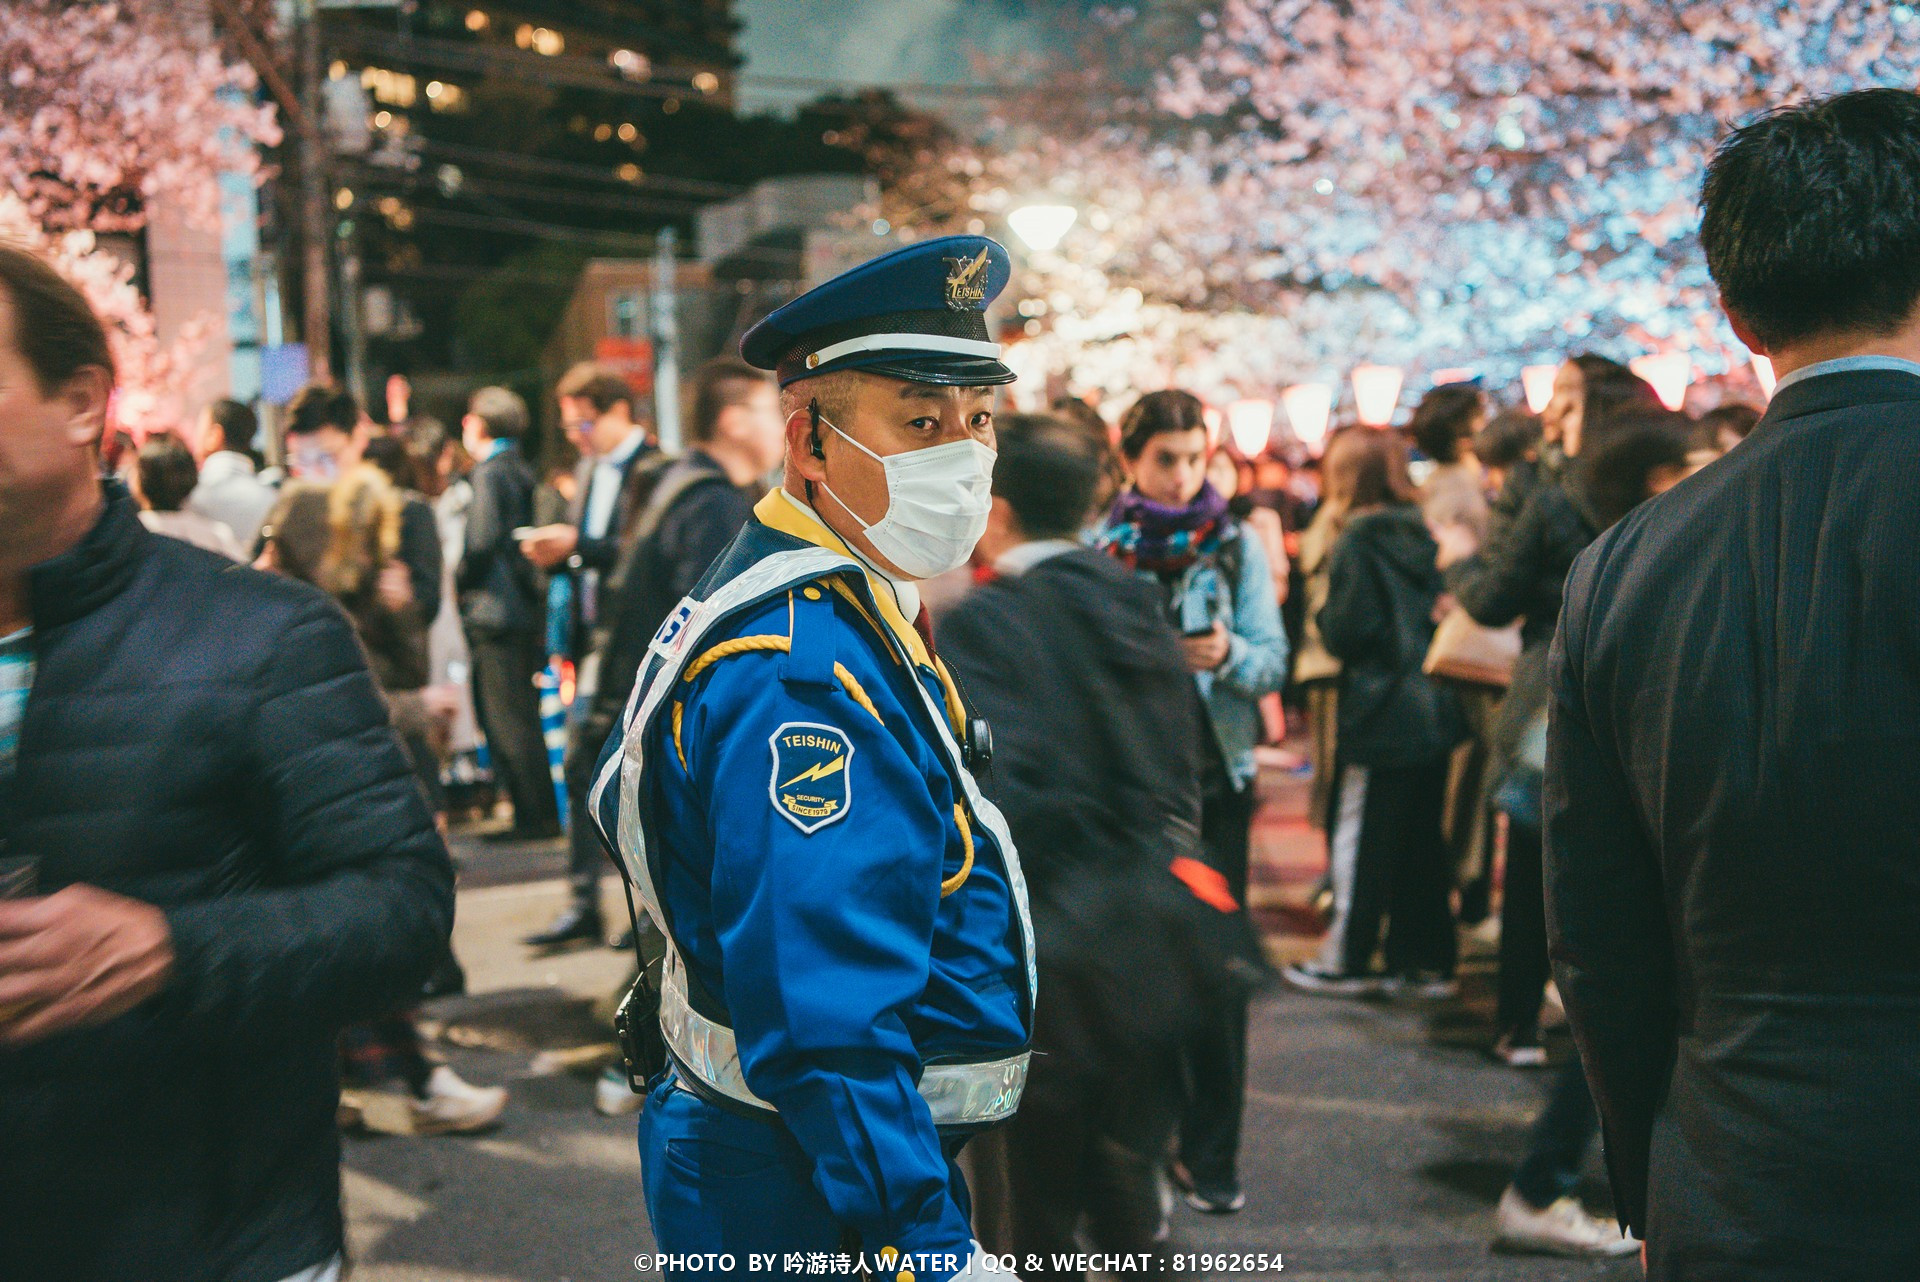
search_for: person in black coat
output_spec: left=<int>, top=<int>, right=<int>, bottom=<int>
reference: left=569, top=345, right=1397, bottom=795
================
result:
left=456, top=386, right=560, bottom=840
left=564, top=359, right=777, bottom=982
left=0, top=244, right=453, bottom=1282
left=940, top=420, right=1258, bottom=1282
left=1441, top=357, right=1661, bottom=1065
left=1288, top=428, right=1464, bottom=994
left=1547, top=89, right=1920, bottom=1279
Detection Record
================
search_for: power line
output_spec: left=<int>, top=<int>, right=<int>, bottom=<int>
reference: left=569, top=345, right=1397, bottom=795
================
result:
left=415, top=138, right=747, bottom=199
left=398, top=204, right=658, bottom=246
left=349, top=165, right=715, bottom=216
left=326, top=25, right=1051, bottom=107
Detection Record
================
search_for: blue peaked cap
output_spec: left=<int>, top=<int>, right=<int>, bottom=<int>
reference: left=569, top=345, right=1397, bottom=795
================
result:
left=740, top=235, right=1017, bottom=388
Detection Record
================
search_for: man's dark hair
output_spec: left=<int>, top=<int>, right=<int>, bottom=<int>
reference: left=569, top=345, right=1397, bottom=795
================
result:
left=992, top=415, right=1103, bottom=539
left=556, top=361, right=636, bottom=415
left=136, top=432, right=200, bottom=512
left=1118, top=389, right=1208, bottom=460
left=687, top=357, right=769, bottom=444
left=285, top=383, right=359, bottom=437
left=467, top=385, right=529, bottom=440
left=1701, top=88, right=1920, bottom=350
left=1475, top=407, right=1542, bottom=469
left=1409, top=384, right=1484, bottom=464
left=205, top=398, right=259, bottom=455
left=0, top=243, right=115, bottom=393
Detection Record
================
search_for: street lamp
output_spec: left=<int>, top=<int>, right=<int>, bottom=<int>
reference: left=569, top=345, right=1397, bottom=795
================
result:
left=1521, top=364, right=1557, bottom=414
left=1631, top=351, right=1693, bottom=412
left=1351, top=364, right=1404, bottom=427
left=1007, top=204, right=1078, bottom=253
left=1282, top=383, right=1334, bottom=452
left=1227, top=398, right=1275, bottom=457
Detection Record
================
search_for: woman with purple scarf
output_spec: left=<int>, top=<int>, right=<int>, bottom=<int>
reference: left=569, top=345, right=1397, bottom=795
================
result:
left=1093, top=390, right=1289, bottom=1216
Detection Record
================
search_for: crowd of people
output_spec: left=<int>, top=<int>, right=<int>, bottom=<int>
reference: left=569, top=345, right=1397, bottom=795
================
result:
left=0, top=235, right=1789, bottom=1269
left=5, top=84, right=1920, bottom=1282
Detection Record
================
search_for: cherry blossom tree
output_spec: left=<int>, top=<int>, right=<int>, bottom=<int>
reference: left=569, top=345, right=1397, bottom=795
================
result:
left=1, top=1, right=277, bottom=433
left=0, top=195, right=209, bottom=436
left=1, top=0, right=278, bottom=231
left=883, top=1, right=1920, bottom=409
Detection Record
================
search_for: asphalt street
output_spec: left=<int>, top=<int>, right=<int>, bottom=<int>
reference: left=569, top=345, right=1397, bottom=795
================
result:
left=343, top=768, right=1639, bottom=1282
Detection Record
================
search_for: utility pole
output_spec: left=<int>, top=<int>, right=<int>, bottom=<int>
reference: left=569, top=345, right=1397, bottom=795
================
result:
left=296, top=0, right=333, bottom=382
left=652, top=227, right=682, bottom=453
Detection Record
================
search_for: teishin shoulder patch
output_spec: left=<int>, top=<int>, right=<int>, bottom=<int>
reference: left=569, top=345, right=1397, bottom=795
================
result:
left=769, top=722, right=855, bottom=834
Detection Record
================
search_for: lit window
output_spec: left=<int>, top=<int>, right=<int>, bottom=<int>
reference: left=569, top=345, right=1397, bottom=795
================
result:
left=593, top=123, right=614, bottom=142
left=662, top=98, right=680, bottom=114
left=692, top=71, right=720, bottom=94
left=611, top=49, right=651, bottom=81
left=373, top=110, right=392, bottom=128
left=426, top=83, right=469, bottom=113
left=329, top=60, right=348, bottom=80
left=517, top=25, right=564, bottom=55
left=617, top=123, right=638, bottom=143
left=334, top=188, right=355, bottom=211
left=360, top=67, right=418, bottom=109
left=615, top=163, right=643, bottom=183
left=425, top=81, right=444, bottom=99
left=464, top=9, right=489, bottom=32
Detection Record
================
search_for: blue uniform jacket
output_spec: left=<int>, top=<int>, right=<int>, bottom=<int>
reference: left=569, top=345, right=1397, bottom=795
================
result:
left=597, top=490, right=1031, bottom=1265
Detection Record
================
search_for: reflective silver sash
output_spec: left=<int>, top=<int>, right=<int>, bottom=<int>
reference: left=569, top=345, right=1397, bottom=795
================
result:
left=588, top=543, right=1036, bottom=1126
left=660, top=953, right=1029, bottom=1126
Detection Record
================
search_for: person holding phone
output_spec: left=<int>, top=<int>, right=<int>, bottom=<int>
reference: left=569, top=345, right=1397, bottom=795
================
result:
left=1091, top=390, right=1289, bottom=1216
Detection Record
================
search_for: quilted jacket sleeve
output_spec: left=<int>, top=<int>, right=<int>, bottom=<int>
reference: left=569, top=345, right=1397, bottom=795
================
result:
left=162, top=594, right=455, bottom=1043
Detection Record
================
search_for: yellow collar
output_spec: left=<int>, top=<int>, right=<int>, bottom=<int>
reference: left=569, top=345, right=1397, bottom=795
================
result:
left=753, top=488, right=932, bottom=668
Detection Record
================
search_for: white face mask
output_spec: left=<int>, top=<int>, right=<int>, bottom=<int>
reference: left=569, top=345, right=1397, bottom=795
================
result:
left=815, top=414, right=996, bottom=580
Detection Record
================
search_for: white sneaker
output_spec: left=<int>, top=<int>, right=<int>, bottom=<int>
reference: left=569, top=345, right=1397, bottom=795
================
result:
left=1383, top=971, right=1459, bottom=1001
left=1282, top=962, right=1384, bottom=997
left=1494, top=1186, right=1640, bottom=1257
left=408, top=1065, right=508, bottom=1136
left=595, top=1065, right=645, bottom=1116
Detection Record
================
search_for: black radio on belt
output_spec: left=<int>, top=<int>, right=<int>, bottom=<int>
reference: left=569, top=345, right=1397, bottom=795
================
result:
left=613, top=956, right=668, bottom=1092
left=963, top=716, right=992, bottom=778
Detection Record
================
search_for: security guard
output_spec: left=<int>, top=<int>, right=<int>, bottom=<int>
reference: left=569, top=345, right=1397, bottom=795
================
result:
left=590, top=236, right=1034, bottom=1282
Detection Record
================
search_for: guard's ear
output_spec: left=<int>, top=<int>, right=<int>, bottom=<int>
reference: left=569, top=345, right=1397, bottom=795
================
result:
left=787, top=402, right=828, bottom=483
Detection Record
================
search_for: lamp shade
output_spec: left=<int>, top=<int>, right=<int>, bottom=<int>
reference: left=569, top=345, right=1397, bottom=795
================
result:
left=1006, top=204, right=1078, bottom=253
left=1282, top=383, right=1334, bottom=451
left=1431, top=367, right=1478, bottom=387
left=1630, top=351, right=1693, bottom=412
left=1521, top=364, right=1557, bottom=414
left=1226, top=398, right=1275, bottom=457
left=1749, top=352, right=1777, bottom=399
left=1351, top=364, right=1404, bottom=427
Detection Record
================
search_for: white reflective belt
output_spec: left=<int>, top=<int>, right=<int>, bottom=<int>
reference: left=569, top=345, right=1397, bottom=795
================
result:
left=660, top=953, right=1029, bottom=1127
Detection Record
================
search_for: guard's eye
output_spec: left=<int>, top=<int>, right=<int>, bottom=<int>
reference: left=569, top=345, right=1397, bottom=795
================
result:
left=908, top=416, right=941, bottom=432
left=971, top=411, right=994, bottom=431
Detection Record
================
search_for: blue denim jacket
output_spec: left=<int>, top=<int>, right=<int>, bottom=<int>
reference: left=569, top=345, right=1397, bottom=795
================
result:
left=1157, top=522, right=1290, bottom=790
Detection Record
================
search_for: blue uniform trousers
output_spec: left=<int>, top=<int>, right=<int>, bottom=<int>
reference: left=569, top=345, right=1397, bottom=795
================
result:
left=639, top=1074, right=974, bottom=1280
